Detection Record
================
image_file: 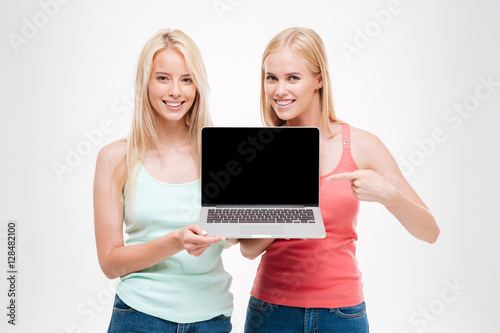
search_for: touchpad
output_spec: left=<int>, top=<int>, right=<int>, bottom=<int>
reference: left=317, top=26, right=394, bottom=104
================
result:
left=240, top=225, right=283, bottom=236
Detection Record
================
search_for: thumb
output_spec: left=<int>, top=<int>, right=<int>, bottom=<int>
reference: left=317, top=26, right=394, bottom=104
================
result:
left=186, top=224, right=208, bottom=236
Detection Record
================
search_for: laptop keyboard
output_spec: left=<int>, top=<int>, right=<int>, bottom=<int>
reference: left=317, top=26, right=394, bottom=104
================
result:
left=206, top=208, right=315, bottom=223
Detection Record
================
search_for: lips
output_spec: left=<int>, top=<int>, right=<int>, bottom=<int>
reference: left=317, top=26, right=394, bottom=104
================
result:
left=275, top=99, right=295, bottom=109
left=163, top=100, right=185, bottom=110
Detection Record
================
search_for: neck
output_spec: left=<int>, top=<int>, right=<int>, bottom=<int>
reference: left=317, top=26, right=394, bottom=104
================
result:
left=155, top=117, right=190, bottom=151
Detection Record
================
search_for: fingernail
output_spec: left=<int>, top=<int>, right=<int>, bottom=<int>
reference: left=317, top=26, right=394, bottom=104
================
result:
left=201, top=230, right=207, bottom=236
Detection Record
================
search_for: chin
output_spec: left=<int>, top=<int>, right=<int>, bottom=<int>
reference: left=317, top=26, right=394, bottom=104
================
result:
left=167, top=115, right=188, bottom=123
left=275, top=111, right=295, bottom=122
left=156, top=111, right=189, bottom=123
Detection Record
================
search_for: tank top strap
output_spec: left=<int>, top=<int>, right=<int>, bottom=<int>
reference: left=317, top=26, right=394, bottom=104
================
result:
left=341, top=123, right=352, bottom=150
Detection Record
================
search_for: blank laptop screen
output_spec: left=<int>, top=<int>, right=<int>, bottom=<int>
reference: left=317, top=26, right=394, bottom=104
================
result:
left=201, top=127, right=319, bottom=206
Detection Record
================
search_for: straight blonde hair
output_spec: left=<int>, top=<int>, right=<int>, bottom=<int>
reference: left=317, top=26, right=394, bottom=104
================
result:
left=115, top=29, right=212, bottom=219
left=260, top=27, right=338, bottom=135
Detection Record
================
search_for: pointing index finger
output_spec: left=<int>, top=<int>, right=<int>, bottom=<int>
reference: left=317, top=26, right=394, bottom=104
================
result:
left=326, top=171, right=359, bottom=181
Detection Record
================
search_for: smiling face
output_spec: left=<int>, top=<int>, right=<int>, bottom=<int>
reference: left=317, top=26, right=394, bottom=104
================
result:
left=147, top=47, right=197, bottom=124
left=264, top=47, right=323, bottom=125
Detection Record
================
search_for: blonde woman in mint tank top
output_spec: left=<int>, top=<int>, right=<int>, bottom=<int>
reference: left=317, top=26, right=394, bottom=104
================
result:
left=93, top=29, right=235, bottom=333
left=240, top=27, right=440, bottom=333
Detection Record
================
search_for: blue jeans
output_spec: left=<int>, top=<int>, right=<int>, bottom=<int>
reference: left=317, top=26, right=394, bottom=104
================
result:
left=244, top=296, right=369, bottom=333
left=108, top=295, right=232, bottom=333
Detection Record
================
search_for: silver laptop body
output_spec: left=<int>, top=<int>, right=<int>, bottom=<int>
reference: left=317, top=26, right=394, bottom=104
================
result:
left=198, top=127, right=326, bottom=239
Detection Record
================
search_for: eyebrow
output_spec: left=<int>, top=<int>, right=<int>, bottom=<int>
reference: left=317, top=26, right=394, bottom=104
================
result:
left=153, top=71, right=192, bottom=77
left=265, top=72, right=302, bottom=76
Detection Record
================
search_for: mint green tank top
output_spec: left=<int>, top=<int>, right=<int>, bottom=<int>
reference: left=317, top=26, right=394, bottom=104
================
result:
left=116, top=165, right=233, bottom=323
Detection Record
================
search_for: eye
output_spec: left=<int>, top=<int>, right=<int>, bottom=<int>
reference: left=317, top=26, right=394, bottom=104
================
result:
left=289, top=76, right=300, bottom=82
left=182, top=77, right=193, bottom=84
left=266, top=75, right=278, bottom=82
left=157, top=76, right=168, bottom=81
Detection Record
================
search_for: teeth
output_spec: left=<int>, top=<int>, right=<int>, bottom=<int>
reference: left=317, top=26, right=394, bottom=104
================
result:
left=276, top=100, right=293, bottom=106
left=166, top=102, right=182, bottom=107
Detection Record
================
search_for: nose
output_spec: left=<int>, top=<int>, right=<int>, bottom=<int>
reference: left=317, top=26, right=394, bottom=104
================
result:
left=276, top=81, right=288, bottom=97
left=167, top=81, right=181, bottom=99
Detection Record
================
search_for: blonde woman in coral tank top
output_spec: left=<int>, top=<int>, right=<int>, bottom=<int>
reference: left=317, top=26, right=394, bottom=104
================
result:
left=240, top=27, right=440, bottom=333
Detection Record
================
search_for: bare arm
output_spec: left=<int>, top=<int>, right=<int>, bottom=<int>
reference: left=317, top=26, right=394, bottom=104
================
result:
left=224, top=238, right=240, bottom=249
left=93, top=142, right=224, bottom=279
left=239, top=238, right=275, bottom=260
left=327, top=130, right=440, bottom=243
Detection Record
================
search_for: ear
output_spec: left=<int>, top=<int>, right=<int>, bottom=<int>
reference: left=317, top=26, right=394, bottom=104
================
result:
left=316, top=73, right=324, bottom=89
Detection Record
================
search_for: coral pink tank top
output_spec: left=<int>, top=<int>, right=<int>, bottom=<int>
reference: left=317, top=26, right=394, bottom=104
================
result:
left=250, top=123, right=363, bottom=308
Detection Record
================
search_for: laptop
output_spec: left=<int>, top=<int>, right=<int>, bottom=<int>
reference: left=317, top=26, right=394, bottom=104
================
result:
left=198, top=127, right=326, bottom=239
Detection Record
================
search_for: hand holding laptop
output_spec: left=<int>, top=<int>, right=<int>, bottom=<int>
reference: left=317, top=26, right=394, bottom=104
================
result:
left=177, top=224, right=225, bottom=256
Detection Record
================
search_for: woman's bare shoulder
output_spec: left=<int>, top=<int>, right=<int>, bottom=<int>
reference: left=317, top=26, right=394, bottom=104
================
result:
left=96, top=139, right=127, bottom=168
left=348, top=125, right=385, bottom=150
left=348, top=125, right=395, bottom=170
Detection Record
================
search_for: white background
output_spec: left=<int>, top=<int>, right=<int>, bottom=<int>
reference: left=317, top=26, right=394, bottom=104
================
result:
left=1, top=0, right=499, bottom=332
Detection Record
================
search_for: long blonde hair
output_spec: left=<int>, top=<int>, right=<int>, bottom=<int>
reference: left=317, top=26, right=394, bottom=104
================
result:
left=260, top=27, right=338, bottom=135
left=115, top=29, right=212, bottom=216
